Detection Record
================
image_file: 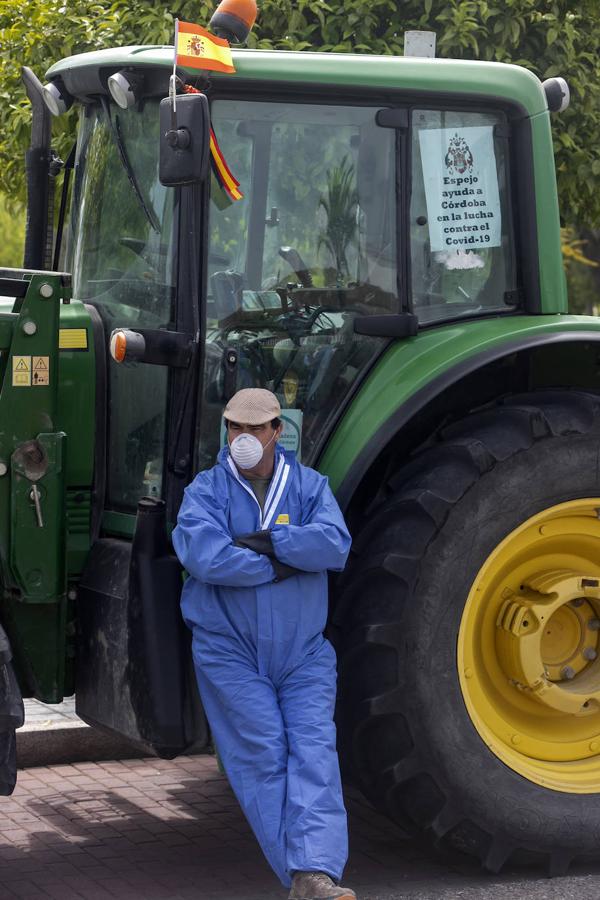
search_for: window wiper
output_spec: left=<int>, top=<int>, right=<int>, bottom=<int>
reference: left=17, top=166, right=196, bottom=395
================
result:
left=100, top=96, right=160, bottom=234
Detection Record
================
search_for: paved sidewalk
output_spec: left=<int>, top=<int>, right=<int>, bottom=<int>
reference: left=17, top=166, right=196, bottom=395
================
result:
left=22, top=698, right=80, bottom=730
left=2, top=755, right=600, bottom=900
left=17, top=700, right=145, bottom=768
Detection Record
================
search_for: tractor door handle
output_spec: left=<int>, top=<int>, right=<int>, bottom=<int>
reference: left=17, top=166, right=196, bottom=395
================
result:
left=353, top=314, right=418, bottom=338
left=29, top=485, right=44, bottom=528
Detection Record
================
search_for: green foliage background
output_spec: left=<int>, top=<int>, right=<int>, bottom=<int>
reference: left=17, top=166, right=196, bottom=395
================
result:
left=1, top=1, right=600, bottom=225
left=0, top=0, right=599, bottom=302
left=0, top=195, right=24, bottom=266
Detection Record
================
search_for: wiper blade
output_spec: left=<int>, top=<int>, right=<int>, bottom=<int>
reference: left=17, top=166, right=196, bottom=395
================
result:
left=100, top=96, right=161, bottom=234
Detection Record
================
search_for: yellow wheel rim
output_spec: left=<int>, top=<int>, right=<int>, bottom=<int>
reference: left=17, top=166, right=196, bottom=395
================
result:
left=458, top=499, right=600, bottom=793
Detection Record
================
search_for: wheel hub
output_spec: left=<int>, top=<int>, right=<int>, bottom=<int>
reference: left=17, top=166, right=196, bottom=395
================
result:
left=458, top=499, right=600, bottom=792
left=496, top=571, right=600, bottom=715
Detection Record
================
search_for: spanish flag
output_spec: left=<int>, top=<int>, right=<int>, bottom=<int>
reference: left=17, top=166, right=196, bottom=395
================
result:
left=181, top=85, right=243, bottom=203
left=210, top=127, right=244, bottom=202
left=176, top=20, right=236, bottom=74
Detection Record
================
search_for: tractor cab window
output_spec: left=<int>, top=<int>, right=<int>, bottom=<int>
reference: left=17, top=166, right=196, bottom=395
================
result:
left=198, top=99, right=397, bottom=470
left=410, top=109, right=517, bottom=324
left=69, top=99, right=175, bottom=512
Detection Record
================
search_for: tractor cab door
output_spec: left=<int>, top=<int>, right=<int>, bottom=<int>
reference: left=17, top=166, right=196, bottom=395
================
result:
left=66, top=89, right=404, bottom=758
left=197, top=96, right=402, bottom=469
left=66, top=96, right=207, bottom=757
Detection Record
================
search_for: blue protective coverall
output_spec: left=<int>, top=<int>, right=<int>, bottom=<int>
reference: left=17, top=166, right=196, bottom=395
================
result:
left=172, top=446, right=352, bottom=887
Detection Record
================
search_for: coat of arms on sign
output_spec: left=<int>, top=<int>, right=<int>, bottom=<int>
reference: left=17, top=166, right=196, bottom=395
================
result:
left=445, top=134, right=474, bottom=175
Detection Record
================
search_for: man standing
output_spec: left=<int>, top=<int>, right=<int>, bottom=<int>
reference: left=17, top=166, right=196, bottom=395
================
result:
left=173, top=388, right=355, bottom=900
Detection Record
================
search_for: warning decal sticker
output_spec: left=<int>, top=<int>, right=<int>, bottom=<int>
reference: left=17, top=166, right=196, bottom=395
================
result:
left=59, top=328, right=88, bottom=351
left=12, top=355, right=31, bottom=387
left=32, top=356, right=50, bottom=386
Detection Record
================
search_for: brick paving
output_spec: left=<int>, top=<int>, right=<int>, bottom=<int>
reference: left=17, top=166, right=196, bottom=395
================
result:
left=0, top=754, right=451, bottom=900
left=2, top=754, right=600, bottom=900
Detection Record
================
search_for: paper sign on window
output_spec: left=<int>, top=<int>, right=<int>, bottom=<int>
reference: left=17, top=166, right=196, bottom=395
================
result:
left=418, top=126, right=502, bottom=253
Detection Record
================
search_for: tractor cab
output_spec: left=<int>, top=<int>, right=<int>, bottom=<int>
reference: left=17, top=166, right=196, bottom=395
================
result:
left=57, top=49, right=530, bottom=528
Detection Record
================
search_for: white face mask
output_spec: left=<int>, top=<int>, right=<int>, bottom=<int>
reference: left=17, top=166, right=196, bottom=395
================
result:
left=229, top=431, right=276, bottom=470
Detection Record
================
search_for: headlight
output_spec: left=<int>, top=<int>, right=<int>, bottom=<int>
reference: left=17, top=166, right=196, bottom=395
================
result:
left=108, top=70, right=144, bottom=110
left=42, top=79, right=73, bottom=116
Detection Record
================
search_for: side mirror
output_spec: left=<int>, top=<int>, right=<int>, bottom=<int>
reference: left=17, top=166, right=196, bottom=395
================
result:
left=159, top=92, right=210, bottom=186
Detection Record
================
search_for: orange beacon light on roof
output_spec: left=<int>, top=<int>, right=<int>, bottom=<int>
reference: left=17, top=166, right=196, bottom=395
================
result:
left=209, top=0, right=257, bottom=43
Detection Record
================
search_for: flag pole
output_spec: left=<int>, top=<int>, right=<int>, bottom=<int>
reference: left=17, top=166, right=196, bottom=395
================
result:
left=171, top=18, right=179, bottom=128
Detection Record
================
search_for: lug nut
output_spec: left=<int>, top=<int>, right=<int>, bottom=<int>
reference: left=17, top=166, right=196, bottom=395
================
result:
left=561, top=666, right=576, bottom=680
left=571, top=598, right=585, bottom=608
left=583, top=647, right=598, bottom=661
left=589, top=619, right=600, bottom=631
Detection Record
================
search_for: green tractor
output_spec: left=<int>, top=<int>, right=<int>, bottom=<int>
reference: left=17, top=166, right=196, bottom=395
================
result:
left=1, top=14, right=599, bottom=875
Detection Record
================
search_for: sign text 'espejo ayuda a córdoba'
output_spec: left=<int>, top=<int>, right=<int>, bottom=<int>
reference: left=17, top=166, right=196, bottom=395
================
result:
left=419, top=125, right=501, bottom=252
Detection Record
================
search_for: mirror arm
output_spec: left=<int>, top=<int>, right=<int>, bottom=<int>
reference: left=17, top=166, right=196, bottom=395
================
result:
left=109, top=328, right=195, bottom=367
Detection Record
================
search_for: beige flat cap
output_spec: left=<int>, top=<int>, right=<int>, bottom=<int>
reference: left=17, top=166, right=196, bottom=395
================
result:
left=223, top=388, right=281, bottom=425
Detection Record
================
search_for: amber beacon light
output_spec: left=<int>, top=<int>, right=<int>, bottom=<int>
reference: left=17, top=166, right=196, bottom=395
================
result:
left=109, top=330, right=129, bottom=363
left=209, top=0, right=257, bottom=43
left=109, top=328, right=147, bottom=364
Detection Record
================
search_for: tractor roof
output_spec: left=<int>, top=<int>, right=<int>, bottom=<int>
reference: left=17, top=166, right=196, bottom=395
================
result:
left=46, top=46, right=548, bottom=117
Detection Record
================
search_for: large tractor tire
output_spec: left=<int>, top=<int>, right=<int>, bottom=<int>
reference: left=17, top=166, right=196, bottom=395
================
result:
left=335, top=390, right=600, bottom=874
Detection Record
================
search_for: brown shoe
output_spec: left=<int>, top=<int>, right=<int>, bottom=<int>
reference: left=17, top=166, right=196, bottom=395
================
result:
left=288, top=871, right=356, bottom=900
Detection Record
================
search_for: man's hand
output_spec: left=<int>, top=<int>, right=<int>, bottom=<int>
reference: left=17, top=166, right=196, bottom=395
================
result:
left=234, top=530, right=302, bottom=581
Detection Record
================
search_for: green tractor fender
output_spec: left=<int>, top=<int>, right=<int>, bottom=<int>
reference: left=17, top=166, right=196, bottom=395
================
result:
left=320, top=315, right=600, bottom=507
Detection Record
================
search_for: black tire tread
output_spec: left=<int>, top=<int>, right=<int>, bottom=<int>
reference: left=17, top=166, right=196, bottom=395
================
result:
left=335, top=390, right=600, bottom=875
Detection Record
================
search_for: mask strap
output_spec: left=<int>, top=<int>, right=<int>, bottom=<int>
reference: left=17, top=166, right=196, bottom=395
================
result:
left=263, top=430, right=277, bottom=452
